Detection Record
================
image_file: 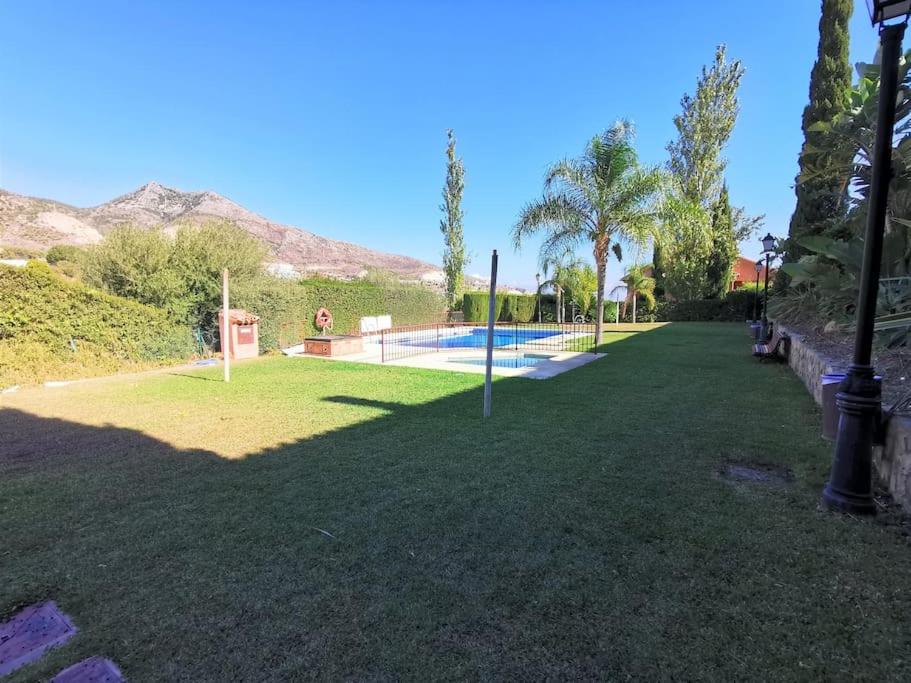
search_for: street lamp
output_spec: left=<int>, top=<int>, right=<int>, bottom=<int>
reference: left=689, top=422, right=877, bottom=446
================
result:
left=753, top=259, right=763, bottom=322
left=535, top=272, right=542, bottom=323
left=760, top=233, right=775, bottom=339
left=823, top=2, right=909, bottom=515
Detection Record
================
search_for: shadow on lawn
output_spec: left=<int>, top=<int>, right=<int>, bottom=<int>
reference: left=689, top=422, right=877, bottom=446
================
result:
left=0, top=323, right=847, bottom=681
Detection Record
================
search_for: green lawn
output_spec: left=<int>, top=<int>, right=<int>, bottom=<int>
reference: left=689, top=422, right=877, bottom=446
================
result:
left=1, top=323, right=908, bottom=680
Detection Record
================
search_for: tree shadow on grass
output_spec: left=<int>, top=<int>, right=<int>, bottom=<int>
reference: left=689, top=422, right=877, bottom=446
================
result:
left=0, top=323, right=872, bottom=682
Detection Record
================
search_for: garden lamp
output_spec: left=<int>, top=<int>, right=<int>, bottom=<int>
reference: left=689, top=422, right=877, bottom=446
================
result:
left=759, top=236, right=776, bottom=338
left=535, top=272, right=542, bottom=323
left=866, top=0, right=911, bottom=24
left=753, top=260, right=762, bottom=321
left=824, top=5, right=910, bottom=515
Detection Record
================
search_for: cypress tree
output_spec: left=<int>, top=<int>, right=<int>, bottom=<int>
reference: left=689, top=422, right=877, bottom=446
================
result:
left=705, top=184, right=737, bottom=298
left=440, top=129, right=468, bottom=308
left=784, top=0, right=853, bottom=266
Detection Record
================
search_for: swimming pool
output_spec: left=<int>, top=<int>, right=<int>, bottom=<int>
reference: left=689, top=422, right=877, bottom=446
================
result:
left=448, top=353, right=555, bottom=369
left=411, top=327, right=560, bottom=349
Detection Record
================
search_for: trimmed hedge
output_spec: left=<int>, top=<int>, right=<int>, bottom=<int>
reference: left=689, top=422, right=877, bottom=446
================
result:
left=655, top=288, right=762, bottom=322
left=0, top=262, right=195, bottom=384
left=233, top=277, right=447, bottom=350
left=462, top=292, right=537, bottom=323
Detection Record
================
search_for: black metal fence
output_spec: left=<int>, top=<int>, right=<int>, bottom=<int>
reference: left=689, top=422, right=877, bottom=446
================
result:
left=379, top=322, right=598, bottom=363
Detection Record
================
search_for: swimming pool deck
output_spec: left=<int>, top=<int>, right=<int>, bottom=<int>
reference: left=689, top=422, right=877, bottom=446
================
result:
left=286, top=344, right=605, bottom=379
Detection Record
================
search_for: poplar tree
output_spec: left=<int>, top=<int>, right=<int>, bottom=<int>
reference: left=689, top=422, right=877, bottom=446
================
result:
left=784, top=0, right=853, bottom=264
left=663, top=45, right=746, bottom=298
left=440, top=129, right=468, bottom=308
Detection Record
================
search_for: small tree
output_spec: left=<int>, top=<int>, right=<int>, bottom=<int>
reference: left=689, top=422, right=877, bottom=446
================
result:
left=440, top=129, right=469, bottom=308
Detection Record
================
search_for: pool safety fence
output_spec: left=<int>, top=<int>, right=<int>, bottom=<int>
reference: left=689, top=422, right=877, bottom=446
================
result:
left=376, top=322, right=598, bottom=363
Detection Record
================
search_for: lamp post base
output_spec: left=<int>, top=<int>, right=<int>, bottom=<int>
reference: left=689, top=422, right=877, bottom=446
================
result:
left=821, top=364, right=880, bottom=515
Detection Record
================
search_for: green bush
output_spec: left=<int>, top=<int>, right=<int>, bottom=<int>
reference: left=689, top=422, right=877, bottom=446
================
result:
left=0, top=262, right=195, bottom=385
left=499, top=294, right=537, bottom=322
left=655, top=288, right=760, bottom=322
left=600, top=300, right=619, bottom=322
left=46, top=245, right=90, bottom=266
left=461, top=292, right=505, bottom=322
left=233, top=277, right=447, bottom=350
left=514, top=295, right=536, bottom=322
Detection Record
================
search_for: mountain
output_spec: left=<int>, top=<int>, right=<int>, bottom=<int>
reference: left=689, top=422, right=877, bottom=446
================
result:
left=0, top=182, right=443, bottom=280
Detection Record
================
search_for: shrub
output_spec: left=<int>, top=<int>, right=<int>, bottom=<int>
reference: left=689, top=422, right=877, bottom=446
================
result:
left=499, top=294, right=537, bottom=322
left=233, top=276, right=447, bottom=350
left=654, top=288, right=761, bottom=322
left=462, top=292, right=506, bottom=322
left=46, top=245, right=90, bottom=266
left=86, top=222, right=267, bottom=327
left=0, top=262, right=195, bottom=385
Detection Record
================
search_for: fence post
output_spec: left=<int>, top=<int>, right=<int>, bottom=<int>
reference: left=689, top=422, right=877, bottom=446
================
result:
left=483, top=250, right=498, bottom=419
left=381, top=329, right=385, bottom=363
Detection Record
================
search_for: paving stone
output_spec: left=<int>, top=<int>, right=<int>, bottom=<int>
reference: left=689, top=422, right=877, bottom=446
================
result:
left=52, top=656, right=125, bottom=682
left=0, top=601, right=77, bottom=676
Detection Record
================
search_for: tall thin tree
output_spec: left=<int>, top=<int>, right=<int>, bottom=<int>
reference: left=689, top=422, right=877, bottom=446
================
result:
left=783, top=0, right=853, bottom=268
left=664, top=44, right=749, bottom=297
left=440, top=129, right=468, bottom=308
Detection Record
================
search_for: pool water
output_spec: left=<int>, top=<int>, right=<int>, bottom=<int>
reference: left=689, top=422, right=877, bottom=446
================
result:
left=414, top=328, right=559, bottom=349
left=449, top=354, right=554, bottom=369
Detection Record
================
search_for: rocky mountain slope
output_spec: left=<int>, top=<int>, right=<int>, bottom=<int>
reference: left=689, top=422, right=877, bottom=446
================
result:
left=0, top=182, right=442, bottom=280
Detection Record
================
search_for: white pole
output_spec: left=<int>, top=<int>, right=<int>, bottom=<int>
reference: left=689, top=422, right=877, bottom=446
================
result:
left=223, top=268, right=230, bottom=383
left=616, top=294, right=620, bottom=325
left=483, top=250, right=498, bottom=418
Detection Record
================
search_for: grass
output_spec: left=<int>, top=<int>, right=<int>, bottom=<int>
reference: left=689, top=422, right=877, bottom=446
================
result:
left=1, top=323, right=908, bottom=680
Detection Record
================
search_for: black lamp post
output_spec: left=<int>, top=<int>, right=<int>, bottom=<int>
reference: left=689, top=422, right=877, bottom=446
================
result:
left=823, top=1, right=909, bottom=515
left=760, top=233, right=775, bottom=339
left=535, top=272, right=542, bottom=323
left=753, top=259, right=763, bottom=321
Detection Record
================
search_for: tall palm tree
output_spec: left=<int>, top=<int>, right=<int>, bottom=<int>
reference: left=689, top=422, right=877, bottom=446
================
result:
left=513, top=121, right=662, bottom=345
left=613, top=264, right=656, bottom=324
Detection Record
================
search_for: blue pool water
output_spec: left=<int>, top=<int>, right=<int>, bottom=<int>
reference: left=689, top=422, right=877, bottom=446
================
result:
left=413, top=328, right=558, bottom=349
left=449, top=354, right=553, bottom=368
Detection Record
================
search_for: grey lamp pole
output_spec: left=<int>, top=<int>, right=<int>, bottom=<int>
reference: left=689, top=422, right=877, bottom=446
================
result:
left=760, top=234, right=775, bottom=339
left=536, top=272, right=542, bottom=323
left=753, top=259, right=762, bottom=321
left=823, top=2, right=908, bottom=514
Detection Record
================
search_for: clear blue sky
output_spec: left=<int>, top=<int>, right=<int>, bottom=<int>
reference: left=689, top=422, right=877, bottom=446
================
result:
left=0, top=1, right=879, bottom=290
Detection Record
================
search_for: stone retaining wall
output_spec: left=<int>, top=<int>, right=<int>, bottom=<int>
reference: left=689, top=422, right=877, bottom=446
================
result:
left=777, top=324, right=911, bottom=513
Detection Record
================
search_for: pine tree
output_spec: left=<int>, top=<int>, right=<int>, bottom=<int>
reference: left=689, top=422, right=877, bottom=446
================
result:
left=705, top=184, right=737, bottom=298
left=784, top=0, right=853, bottom=266
left=440, top=129, right=468, bottom=308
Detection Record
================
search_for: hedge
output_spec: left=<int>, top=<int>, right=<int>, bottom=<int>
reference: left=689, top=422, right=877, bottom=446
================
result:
left=232, top=277, right=447, bottom=350
left=655, top=288, right=762, bottom=322
left=462, top=292, right=538, bottom=323
left=0, top=262, right=196, bottom=384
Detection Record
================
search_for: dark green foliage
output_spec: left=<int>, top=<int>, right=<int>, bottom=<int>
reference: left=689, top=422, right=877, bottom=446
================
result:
left=461, top=292, right=539, bottom=323
left=499, top=294, right=537, bottom=322
left=233, top=277, right=447, bottom=350
left=705, top=184, right=737, bottom=298
left=785, top=0, right=853, bottom=266
left=0, top=262, right=195, bottom=383
left=656, top=288, right=762, bottom=322
left=600, top=300, right=619, bottom=322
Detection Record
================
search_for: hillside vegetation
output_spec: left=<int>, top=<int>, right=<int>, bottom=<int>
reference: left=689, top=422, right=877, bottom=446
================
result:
left=0, top=262, right=195, bottom=386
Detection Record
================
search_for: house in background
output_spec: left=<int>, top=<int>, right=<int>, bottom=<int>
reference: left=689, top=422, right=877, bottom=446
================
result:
left=730, top=255, right=774, bottom=291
